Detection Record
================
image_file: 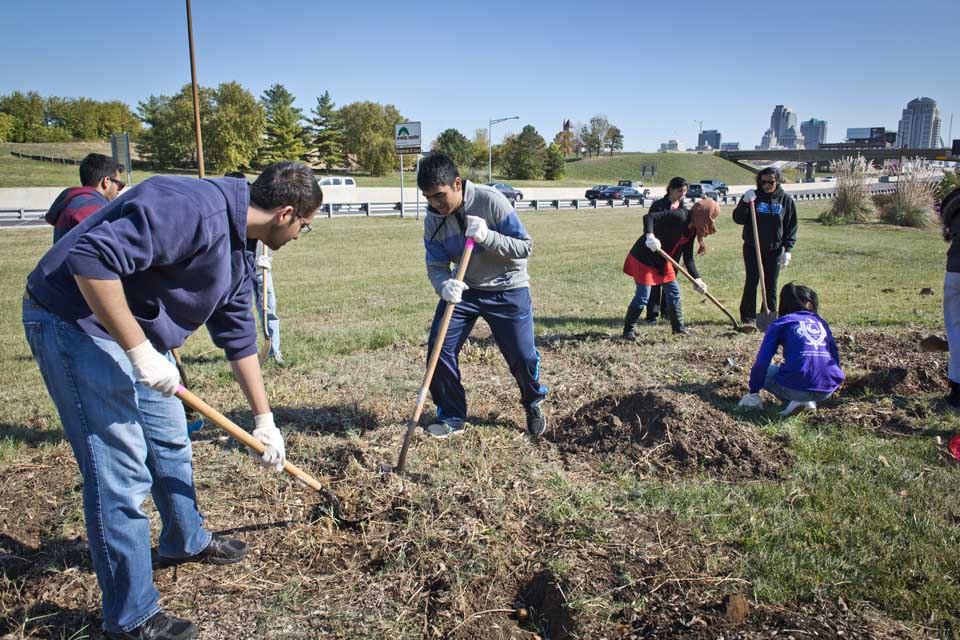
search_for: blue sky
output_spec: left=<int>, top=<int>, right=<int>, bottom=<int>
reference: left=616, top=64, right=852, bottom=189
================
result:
left=2, top=0, right=957, bottom=151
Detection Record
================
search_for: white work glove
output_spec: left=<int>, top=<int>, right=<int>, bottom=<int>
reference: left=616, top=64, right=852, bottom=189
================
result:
left=645, top=234, right=661, bottom=253
left=440, top=278, right=469, bottom=304
left=780, top=252, right=792, bottom=268
left=125, top=340, right=180, bottom=397
left=693, top=278, right=708, bottom=294
left=742, top=189, right=757, bottom=203
left=737, top=392, right=763, bottom=410
left=256, top=254, right=272, bottom=270
left=464, top=215, right=489, bottom=244
left=250, top=413, right=285, bottom=473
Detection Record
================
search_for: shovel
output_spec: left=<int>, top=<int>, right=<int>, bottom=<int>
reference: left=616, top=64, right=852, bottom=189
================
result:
left=175, top=385, right=360, bottom=526
left=257, top=246, right=272, bottom=366
left=381, top=238, right=476, bottom=474
left=749, top=199, right=777, bottom=331
left=656, top=249, right=755, bottom=333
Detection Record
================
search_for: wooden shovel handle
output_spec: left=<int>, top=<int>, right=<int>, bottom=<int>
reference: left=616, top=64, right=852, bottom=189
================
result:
left=175, top=385, right=324, bottom=493
left=656, top=249, right=741, bottom=327
left=748, top=199, right=770, bottom=313
left=395, top=238, right=476, bottom=472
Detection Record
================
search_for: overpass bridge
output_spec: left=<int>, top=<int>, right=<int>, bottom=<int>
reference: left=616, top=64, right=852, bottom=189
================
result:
left=719, top=147, right=956, bottom=178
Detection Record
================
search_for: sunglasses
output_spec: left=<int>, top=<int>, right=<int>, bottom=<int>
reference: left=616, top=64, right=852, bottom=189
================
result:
left=109, top=177, right=126, bottom=191
left=299, top=221, right=313, bottom=235
left=760, top=179, right=777, bottom=185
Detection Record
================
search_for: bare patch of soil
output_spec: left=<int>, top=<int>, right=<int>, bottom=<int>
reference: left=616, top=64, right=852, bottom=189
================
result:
left=550, top=389, right=791, bottom=479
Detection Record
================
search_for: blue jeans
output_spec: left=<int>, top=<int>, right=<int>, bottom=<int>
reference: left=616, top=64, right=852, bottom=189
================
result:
left=22, top=295, right=211, bottom=633
left=427, top=287, right=547, bottom=427
left=763, top=365, right=833, bottom=403
left=629, top=280, right=680, bottom=313
left=254, top=269, right=281, bottom=357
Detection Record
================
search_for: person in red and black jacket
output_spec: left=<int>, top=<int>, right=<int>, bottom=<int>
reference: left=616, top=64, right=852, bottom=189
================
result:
left=45, top=153, right=126, bottom=244
left=621, top=177, right=718, bottom=339
left=732, top=167, right=798, bottom=325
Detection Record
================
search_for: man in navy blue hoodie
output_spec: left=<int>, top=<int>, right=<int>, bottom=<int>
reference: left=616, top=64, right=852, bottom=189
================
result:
left=22, top=162, right=321, bottom=640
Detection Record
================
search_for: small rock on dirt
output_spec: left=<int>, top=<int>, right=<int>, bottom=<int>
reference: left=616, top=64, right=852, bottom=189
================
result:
left=724, top=593, right=750, bottom=623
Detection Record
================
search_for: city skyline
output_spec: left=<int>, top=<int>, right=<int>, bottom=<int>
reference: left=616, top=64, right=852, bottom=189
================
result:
left=0, top=0, right=956, bottom=152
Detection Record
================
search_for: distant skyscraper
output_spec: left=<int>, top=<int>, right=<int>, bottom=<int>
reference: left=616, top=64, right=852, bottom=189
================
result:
left=770, top=105, right=797, bottom=141
left=698, top=129, right=721, bottom=149
left=659, top=139, right=680, bottom=152
left=720, top=142, right=740, bottom=151
left=800, top=118, right=827, bottom=149
left=781, top=126, right=805, bottom=150
left=757, top=128, right=778, bottom=150
left=896, top=97, right=942, bottom=148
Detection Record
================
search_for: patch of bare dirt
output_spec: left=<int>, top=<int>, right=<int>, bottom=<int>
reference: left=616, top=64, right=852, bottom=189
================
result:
left=549, top=389, right=792, bottom=479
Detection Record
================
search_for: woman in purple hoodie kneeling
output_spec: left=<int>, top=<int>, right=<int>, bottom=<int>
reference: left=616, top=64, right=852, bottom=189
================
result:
left=737, top=282, right=845, bottom=416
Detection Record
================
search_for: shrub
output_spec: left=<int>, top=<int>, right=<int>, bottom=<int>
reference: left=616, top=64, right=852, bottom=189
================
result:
left=819, top=156, right=873, bottom=224
left=878, top=158, right=937, bottom=228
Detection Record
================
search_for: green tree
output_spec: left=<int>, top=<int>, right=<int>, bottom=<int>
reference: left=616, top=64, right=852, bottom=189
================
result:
left=470, top=128, right=489, bottom=170
left=431, top=128, right=473, bottom=168
left=0, top=91, right=46, bottom=142
left=504, top=124, right=547, bottom=180
left=579, top=123, right=595, bottom=157
left=258, top=84, right=308, bottom=165
left=607, top=125, right=624, bottom=155
left=308, top=91, right=343, bottom=169
left=553, top=129, right=576, bottom=157
left=339, top=101, right=404, bottom=176
left=137, top=85, right=213, bottom=168
left=206, top=82, right=264, bottom=172
left=587, top=115, right=610, bottom=157
left=0, top=112, right=14, bottom=142
left=544, top=142, right=566, bottom=180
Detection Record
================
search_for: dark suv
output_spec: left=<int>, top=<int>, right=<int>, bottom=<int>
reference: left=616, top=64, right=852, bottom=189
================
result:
left=687, top=184, right=719, bottom=200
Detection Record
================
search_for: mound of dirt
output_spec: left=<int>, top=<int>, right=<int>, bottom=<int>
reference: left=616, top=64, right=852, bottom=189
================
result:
left=550, top=389, right=791, bottom=479
left=836, top=331, right=947, bottom=397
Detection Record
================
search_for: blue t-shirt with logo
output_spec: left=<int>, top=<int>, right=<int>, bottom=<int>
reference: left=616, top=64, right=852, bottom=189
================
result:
left=748, top=311, right=845, bottom=394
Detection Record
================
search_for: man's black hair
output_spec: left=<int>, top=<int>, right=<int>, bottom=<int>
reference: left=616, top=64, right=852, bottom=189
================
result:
left=417, top=153, right=460, bottom=191
left=778, top=281, right=819, bottom=316
left=250, top=161, right=322, bottom=218
left=79, top=153, right=123, bottom=188
left=755, top=167, right=781, bottom=188
left=940, top=186, right=960, bottom=242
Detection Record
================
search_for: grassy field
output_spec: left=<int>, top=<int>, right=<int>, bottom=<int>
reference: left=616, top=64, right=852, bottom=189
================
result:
left=1, top=202, right=957, bottom=638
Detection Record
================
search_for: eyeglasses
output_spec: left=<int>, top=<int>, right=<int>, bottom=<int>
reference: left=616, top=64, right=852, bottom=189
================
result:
left=109, top=177, right=126, bottom=191
left=299, top=221, right=312, bottom=235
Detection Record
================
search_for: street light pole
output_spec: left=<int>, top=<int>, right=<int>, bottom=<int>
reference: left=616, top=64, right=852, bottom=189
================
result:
left=488, top=116, right=519, bottom=183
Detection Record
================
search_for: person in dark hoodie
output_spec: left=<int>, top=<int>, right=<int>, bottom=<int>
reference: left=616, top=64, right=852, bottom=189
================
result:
left=22, top=162, right=321, bottom=640
left=737, top=282, right=844, bottom=416
left=732, top=167, right=798, bottom=326
left=939, top=187, right=960, bottom=408
left=621, top=177, right=717, bottom=339
left=45, top=153, right=126, bottom=243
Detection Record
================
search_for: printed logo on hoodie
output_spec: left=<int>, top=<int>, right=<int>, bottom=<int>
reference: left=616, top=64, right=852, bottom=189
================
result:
left=756, top=202, right=783, bottom=217
left=795, top=318, right=828, bottom=354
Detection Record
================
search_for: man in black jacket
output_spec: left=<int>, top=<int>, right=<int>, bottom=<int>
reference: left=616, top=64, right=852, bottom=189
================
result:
left=732, top=167, right=797, bottom=326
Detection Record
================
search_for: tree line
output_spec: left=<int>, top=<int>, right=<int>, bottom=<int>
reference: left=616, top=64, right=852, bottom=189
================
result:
left=1, top=87, right=624, bottom=179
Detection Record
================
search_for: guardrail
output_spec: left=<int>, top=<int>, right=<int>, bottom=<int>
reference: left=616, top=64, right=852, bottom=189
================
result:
left=0, top=185, right=901, bottom=227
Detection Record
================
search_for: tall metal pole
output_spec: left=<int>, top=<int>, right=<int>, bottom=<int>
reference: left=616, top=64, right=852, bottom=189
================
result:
left=185, top=0, right=205, bottom=178
left=399, top=154, right=405, bottom=218
left=415, top=154, right=421, bottom=221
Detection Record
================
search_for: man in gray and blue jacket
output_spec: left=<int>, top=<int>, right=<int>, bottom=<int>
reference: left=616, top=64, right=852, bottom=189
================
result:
left=418, top=153, right=548, bottom=438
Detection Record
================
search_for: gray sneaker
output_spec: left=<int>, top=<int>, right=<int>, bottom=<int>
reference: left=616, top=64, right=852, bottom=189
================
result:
left=526, top=404, right=547, bottom=437
left=424, top=422, right=465, bottom=439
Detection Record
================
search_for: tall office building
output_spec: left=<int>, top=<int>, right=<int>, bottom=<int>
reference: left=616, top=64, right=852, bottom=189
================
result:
left=896, top=97, right=942, bottom=148
left=800, top=118, right=827, bottom=149
left=770, top=105, right=797, bottom=141
left=698, top=129, right=721, bottom=150
left=757, top=128, right=778, bottom=150
left=781, top=126, right=805, bottom=150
